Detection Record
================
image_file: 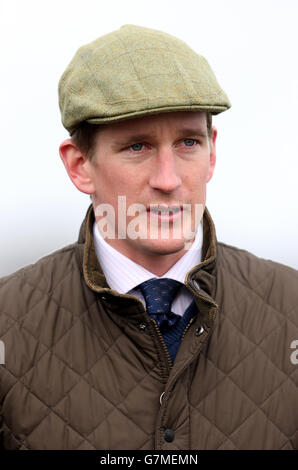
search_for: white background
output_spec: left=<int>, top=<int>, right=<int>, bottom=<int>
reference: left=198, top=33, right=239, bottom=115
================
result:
left=0, top=0, right=297, bottom=276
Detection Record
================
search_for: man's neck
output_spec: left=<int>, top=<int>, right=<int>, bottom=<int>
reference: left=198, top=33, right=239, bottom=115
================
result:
left=102, top=238, right=191, bottom=276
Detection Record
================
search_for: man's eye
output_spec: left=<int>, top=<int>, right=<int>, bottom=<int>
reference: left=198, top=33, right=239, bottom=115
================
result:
left=183, top=139, right=196, bottom=146
left=130, top=143, right=144, bottom=151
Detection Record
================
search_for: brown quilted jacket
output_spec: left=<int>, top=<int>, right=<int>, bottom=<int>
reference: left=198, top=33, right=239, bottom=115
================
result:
left=0, top=204, right=297, bottom=450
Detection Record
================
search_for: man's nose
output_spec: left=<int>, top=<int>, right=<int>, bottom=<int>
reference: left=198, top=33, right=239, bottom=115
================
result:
left=148, top=148, right=182, bottom=193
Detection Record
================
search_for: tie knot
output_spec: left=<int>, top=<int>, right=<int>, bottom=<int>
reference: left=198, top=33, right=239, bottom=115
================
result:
left=139, top=278, right=181, bottom=314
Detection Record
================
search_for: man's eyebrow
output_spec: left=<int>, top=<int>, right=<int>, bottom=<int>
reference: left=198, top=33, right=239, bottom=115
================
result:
left=177, top=128, right=208, bottom=138
left=112, top=128, right=208, bottom=146
left=113, top=134, right=153, bottom=146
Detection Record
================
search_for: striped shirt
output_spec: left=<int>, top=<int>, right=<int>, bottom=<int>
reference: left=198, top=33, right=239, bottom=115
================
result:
left=92, top=221, right=203, bottom=316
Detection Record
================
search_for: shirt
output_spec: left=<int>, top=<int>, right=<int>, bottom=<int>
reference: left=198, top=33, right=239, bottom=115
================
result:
left=92, top=220, right=203, bottom=316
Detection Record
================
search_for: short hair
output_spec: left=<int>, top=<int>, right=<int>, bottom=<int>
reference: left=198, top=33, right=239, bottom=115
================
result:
left=71, top=112, right=213, bottom=164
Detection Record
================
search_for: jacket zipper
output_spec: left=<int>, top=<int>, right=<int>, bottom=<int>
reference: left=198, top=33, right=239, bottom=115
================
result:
left=151, top=320, right=173, bottom=370
left=181, top=317, right=196, bottom=340
left=152, top=315, right=197, bottom=369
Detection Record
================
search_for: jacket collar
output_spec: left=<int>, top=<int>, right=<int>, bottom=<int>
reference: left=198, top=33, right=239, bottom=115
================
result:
left=76, top=203, right=218, bottom=312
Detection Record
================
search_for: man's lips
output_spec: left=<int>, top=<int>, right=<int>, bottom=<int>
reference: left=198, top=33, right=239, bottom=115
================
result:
left=146, top=205, right=184, bottom=220
left=146, top=203, right=184, bottom=211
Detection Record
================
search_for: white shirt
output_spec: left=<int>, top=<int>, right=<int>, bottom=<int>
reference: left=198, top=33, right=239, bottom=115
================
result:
left=92, top=220, right=203, bottom=316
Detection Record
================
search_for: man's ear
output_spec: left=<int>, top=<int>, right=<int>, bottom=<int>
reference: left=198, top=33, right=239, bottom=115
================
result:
left=206, top=126, right=217, bottom=183
left=59, top=139, right=95, bottom=195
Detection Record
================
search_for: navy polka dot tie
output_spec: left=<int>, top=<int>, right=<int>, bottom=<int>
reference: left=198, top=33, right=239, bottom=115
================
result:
left=139, top=278, right=181, bottom=331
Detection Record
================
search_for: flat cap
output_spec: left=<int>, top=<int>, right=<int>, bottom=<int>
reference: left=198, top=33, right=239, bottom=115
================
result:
left=58, top=24, right=231, bottom=135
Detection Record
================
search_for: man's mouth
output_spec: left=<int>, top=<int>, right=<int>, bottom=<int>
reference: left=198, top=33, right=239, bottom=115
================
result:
left=146, top=204, right=184, bottom=221
left=149, top=206, right=181, bottom=215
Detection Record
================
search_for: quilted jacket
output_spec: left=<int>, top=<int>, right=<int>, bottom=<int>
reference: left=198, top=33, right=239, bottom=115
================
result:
left=0, top=204, right=297, bottom=450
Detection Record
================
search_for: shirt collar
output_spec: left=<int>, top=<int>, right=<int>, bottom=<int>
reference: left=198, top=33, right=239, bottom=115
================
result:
left=92, top=220, right=203, bottom=294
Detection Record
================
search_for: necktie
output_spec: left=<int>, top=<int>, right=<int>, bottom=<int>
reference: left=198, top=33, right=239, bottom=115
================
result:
left=139, top=278, right=181, bottom=331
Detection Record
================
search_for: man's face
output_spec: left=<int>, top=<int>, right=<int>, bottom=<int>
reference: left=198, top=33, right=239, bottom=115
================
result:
left=84, top=111, right=217, bottom=267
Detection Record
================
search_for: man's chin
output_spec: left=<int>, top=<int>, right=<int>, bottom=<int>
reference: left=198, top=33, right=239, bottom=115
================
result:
left=131, top=237, right=191, bottom=256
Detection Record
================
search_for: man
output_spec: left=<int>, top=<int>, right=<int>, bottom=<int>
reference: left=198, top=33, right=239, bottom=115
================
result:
left=0, top=25, right=297, bottom=450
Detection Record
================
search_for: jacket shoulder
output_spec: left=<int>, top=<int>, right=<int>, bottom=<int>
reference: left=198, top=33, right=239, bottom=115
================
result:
left=217, top=241, right=298, bottom=318
left=0, top=243, right=80, bottom=325
left=217, top=240, right=298, bottom=278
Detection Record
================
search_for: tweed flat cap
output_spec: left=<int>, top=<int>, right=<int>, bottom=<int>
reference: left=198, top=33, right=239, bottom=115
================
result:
left=59, top=24, right=231, bottom=135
